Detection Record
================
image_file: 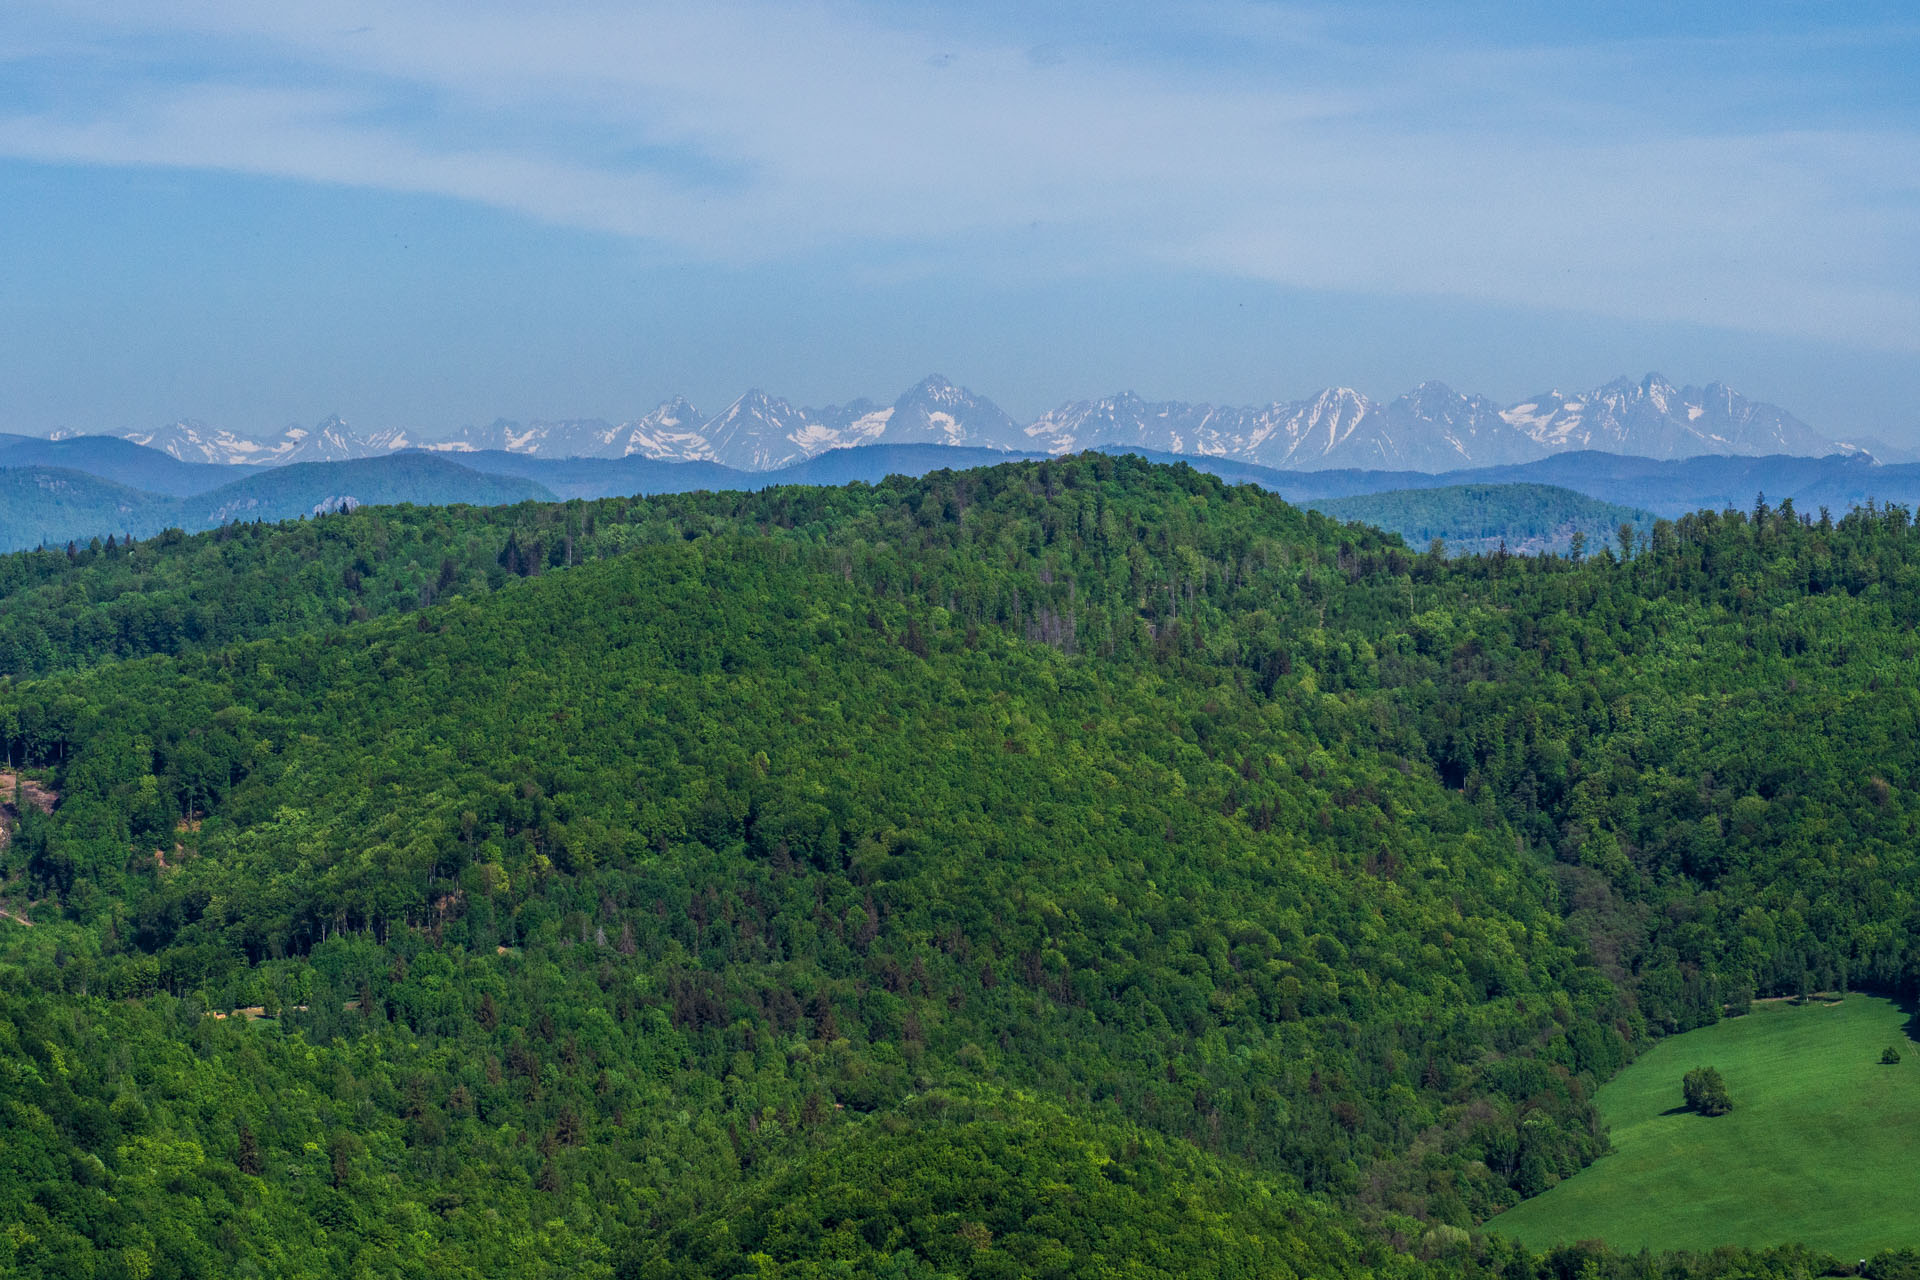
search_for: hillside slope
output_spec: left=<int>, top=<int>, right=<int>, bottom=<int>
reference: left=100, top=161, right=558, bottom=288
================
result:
left=0, top=456, right=1916, bottom=1277
left=0, top=467, right=175, bottom=549
left=0, top=455, right=555, bottom=551
left=1128, top=448, right=1920, bottom=520
left=0, top=434, right=231, bottom=497
left=1307, top=484, right=1656, bottom=555
left=14, top=429, right=1913, bottom=555
left=178, top=453, right=554, bottom=527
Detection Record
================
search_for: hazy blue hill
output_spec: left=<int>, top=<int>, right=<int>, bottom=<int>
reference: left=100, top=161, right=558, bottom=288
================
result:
left=13, top=433, right=1918, bottom=555
left=0, top=455, right=556, bottom=551
left=1, top=443, right=1045, bottom=551
left=1103, top=448, right=1435, bottom=500
left=179, top=453, right=555, bottom=527
left=1112, top=446, right=1920, bottom=519
left=771, top=442, right=1039, bottom=486
left=439, top=443, right=1040, bottom=498
left=1307, top=483, right=1656, bottom=555
left=0, top=466, right=175, bottom=549
left=0, top=433, right=231, bottom=497
left=425, top=449, right=752, bottom=498
left=1451, top=450, right=1919, bottom=518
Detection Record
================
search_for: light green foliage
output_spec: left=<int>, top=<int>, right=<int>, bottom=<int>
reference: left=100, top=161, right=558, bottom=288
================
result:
left=0, top=455, right=1916, bottom=1278
left=651, top=1089, right=1388, bottom=1279
left=1492, top=997, right=1920, bottom=1256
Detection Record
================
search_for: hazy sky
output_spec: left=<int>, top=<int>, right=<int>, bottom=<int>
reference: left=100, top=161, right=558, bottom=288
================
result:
left=3, top=1, right=1917, bottom=440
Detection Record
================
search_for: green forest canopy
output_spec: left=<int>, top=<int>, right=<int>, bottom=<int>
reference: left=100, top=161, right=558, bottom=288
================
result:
left=1, top=454, right=1917, bottom=1279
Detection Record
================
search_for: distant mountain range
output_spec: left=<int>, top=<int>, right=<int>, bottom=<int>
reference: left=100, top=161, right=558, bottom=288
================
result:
left=10, top=431, right=1920, bottom=555
left=44, top=372, right=1875, bottom=474
left=7, top=367, right=1918, bottom=556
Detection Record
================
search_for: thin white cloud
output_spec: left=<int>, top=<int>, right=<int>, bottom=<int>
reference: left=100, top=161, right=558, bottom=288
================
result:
left=2, top=0, right=1916, bottom=351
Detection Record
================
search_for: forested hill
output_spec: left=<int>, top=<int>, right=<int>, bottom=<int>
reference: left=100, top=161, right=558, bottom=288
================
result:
left=1305, top=483, right=1655, bottom=556
left=0, top=454, right=554, bottom=552
left=1, top=454, right=1916, bottom=1278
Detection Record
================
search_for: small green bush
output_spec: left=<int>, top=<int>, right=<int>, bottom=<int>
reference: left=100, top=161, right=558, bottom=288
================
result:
left=1883, top=1046, right=1903, bottom=1065
left=1683, top=1066, right=1734, bottom=1115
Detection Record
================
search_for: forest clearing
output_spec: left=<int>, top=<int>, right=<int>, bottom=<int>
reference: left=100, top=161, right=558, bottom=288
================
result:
left=1493, top=996, right=1920, bottom=1255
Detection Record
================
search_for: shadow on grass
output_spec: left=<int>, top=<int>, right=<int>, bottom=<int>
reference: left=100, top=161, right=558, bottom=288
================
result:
left=1819, top=984, right=1920, bottom=1046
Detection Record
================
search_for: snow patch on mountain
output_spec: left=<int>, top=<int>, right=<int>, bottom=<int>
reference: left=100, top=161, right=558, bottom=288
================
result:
left=88, top=373, right=1852, bottom=474
left=1496, top=374, right=1833, bottom=460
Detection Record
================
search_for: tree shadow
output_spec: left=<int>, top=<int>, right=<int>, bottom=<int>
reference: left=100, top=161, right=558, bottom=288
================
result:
left=1658, top=1105, right=1692, bottom=1117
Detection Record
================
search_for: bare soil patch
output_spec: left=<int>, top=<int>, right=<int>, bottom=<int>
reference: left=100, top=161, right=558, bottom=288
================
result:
left=0, top=771, right=59, bottom=853
left=205, top=1005, right=268, bottom=1021
left=0, top=771, right=59, bottom=815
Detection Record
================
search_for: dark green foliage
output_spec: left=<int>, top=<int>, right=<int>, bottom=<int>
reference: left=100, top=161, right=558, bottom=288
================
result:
left=1883, top=1045, right=1903, bottom=1065
left=0, top=453, right=1915, bottom=1276
left=1681, top=1067, right=1733, bottom=1116
left=1866, top=1249, right=1920, bottom=1280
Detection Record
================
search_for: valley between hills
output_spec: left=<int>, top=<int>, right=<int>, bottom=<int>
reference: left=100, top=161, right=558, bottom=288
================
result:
left=2, top=453, right=1918, bottom=1278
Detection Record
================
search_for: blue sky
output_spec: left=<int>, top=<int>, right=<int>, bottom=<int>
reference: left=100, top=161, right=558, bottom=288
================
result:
left=1, top=0, right=1916, bottom=439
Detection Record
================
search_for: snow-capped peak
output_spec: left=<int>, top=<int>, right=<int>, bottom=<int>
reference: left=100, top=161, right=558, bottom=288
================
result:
left=76, top=373, right=1849, bottom=473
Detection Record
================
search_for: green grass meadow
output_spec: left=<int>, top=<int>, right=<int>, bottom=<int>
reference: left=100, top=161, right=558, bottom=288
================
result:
left=1492, top=996, right=1920, bottom=1257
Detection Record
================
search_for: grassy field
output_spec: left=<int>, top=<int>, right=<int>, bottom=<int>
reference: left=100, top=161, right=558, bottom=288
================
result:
left=1491, top=995, right=1920, bottom=1257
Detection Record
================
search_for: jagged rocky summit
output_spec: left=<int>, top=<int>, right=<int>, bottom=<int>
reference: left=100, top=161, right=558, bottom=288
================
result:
left=80, top=372, right=1846, bottom=474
